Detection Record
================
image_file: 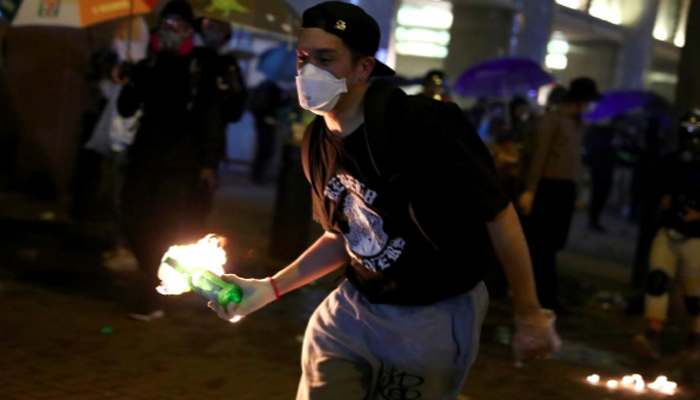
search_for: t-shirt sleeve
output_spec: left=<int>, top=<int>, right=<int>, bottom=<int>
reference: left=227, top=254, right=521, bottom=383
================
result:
left=397, top=100, right=510, bottom=222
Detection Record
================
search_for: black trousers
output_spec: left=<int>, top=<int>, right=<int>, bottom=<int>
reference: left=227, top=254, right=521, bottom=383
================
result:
left=523, top=179, right=576, bottom=309
left=588, top=167, right=613, bottom=227
left=121, top=168, right=212, bottom=313
left=252, top=119, right=276, bottom=183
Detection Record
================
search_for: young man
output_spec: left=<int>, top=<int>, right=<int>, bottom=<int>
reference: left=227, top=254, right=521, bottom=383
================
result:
left=210, top=2, right=559, bottom=398
left=634, top=109, right=700, bottom=359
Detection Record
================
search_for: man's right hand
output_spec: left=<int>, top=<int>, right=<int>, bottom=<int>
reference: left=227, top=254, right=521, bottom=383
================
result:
left=518, top=191, right=535, bottom=215
left=208, top=274, right=278, bottom=322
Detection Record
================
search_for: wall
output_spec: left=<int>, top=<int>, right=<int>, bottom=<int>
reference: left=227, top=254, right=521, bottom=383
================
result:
left=552, top=41, right=618, bottom=90
left=444, top=4, right=514, bottom=105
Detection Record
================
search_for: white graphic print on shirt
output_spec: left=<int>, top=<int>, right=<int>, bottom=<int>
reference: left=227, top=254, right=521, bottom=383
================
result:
left=325, top=174, right=406, bottom=272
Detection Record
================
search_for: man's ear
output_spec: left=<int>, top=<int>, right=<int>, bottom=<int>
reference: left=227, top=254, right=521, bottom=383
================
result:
left=358, top=56, right=376, bottom=84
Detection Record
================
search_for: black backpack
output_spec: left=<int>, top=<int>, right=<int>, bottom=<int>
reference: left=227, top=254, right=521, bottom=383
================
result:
left=300, top=82, right=488, bottom=251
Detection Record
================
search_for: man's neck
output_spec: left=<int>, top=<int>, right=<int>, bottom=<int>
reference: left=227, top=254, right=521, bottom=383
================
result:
left=324, top=83, right=369, bottom=138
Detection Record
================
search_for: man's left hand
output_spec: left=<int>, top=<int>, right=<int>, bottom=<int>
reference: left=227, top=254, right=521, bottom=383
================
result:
left=512, top=309, right=561, bottom=365
left=200, top=168, right=219, bottom=193
left=682, top=206, right=700, bottom=223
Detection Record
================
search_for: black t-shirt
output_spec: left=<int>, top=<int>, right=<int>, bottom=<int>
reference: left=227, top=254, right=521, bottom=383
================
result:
left=306, top=90, right=510, bottom=305
left=659, top=152, right=700, bottom=237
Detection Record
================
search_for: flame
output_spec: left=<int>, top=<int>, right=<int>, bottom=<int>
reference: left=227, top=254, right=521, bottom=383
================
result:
left=156, top=235, right=228, bottom=296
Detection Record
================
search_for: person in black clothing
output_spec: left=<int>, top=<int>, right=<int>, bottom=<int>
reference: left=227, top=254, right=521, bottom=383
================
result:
left=586, top=118, right=622, bottom=232
left=420, top=69, right=450, bottom=102
left=634, top=108, right=700, bottom=359
left=207, top=3, right=560, bottom=398
left=249, top=79, right=284, bottom=184
left=117, top=0, right=227, bottom=320
left=198, top=16, right=247, bottom=124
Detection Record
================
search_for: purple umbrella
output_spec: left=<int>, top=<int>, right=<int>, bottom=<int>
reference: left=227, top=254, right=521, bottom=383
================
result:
left=453, top=57, right=554, bottom=97
left=583, top=90, right=671, bottom=121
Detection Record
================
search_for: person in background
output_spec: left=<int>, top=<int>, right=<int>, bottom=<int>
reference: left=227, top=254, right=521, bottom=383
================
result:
left=634, top=109, right=700, bottom=359
left=249, top=79, right=284, bottom=185
left=117, top=0, right=227, bottom=321
left=507, top=96, right=532, bottom=143
left=545, top=86, right=567, bottom=112
left=478, top=102, right=506, bottom=144
left=198, top=16, right=247, bottom=124
left=518, top=77, right=601, bottom=312
left=585, top=117, right=622, bottom=233
left=83, top=17, right=149, bottom=272
left=420, top=69, right=451, bottom=102
left=467, top=96, right=488, bottom=129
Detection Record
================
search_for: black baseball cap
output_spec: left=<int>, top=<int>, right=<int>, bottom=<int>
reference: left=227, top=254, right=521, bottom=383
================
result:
left=301, top=1, right=395, bottom=77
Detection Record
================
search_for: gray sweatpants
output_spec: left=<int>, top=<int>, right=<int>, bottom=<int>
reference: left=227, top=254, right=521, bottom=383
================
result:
left=296, top=280, right=489, bottom=400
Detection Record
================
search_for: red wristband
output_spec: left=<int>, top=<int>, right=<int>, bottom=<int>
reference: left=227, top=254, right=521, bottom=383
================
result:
left=269, top=276, right=280, bottom=300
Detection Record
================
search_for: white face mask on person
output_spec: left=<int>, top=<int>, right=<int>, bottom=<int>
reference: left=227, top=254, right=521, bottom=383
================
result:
left=296, top=63, right=348, bottom=115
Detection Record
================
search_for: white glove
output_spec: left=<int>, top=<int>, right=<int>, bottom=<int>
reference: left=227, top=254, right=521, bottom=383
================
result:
left=207, top=274, right=278, bottom=322
left=512, top=308, right=561, bottom=364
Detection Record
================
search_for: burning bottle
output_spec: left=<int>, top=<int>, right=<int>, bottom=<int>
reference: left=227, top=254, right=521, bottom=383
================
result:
left=157, top=235, right=243, bottom=308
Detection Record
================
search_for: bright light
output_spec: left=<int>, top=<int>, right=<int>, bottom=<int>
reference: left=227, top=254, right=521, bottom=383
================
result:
left=397, top=5, right=453, bottom=29
left=396, top=42, right=448, bottom=58
left=674, top=34, right=685, bottom=47
left=545, top=54, right=568, bottom=70
left=230, top=316, right=242, bottom=323
left=547, top=39, right=570, bottom=55
left=556, top=0, right=582, bottom=9
left=588, top=0, right=622, bottom=25
left=587, top=374, right=678, bottom=396
left=654, top=26, right=670, bottom=41
left=395, top=27, right=451, bottom=46
left=648, top=72, right=678, bottom=85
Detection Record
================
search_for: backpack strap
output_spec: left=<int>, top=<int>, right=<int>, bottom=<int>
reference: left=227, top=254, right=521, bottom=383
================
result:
left=363, top=81, right=407, bottom=183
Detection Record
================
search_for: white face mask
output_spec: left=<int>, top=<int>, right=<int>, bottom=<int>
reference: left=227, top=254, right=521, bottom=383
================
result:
left=296, top=63, right=348, bottom=115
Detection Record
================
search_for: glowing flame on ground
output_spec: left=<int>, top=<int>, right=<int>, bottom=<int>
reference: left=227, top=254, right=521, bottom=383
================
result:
left=156, top=235, right=227, bottom=295
left=587, top=373, right=677, bottom=396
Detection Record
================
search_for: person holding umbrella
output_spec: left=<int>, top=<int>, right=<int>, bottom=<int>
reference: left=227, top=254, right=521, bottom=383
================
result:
left=117, top=0, right=228, bottom=321
left=518, top=77, right=602, bottom=312
left=208, top=2, right=560, bottom=398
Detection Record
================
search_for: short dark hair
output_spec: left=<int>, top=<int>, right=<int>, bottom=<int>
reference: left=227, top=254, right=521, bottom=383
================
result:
left=348, top=45, right=365, bottom=66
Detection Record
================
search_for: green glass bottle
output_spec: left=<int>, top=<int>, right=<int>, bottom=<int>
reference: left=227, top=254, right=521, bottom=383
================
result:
left=163, top=257, right=243, bottom=307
